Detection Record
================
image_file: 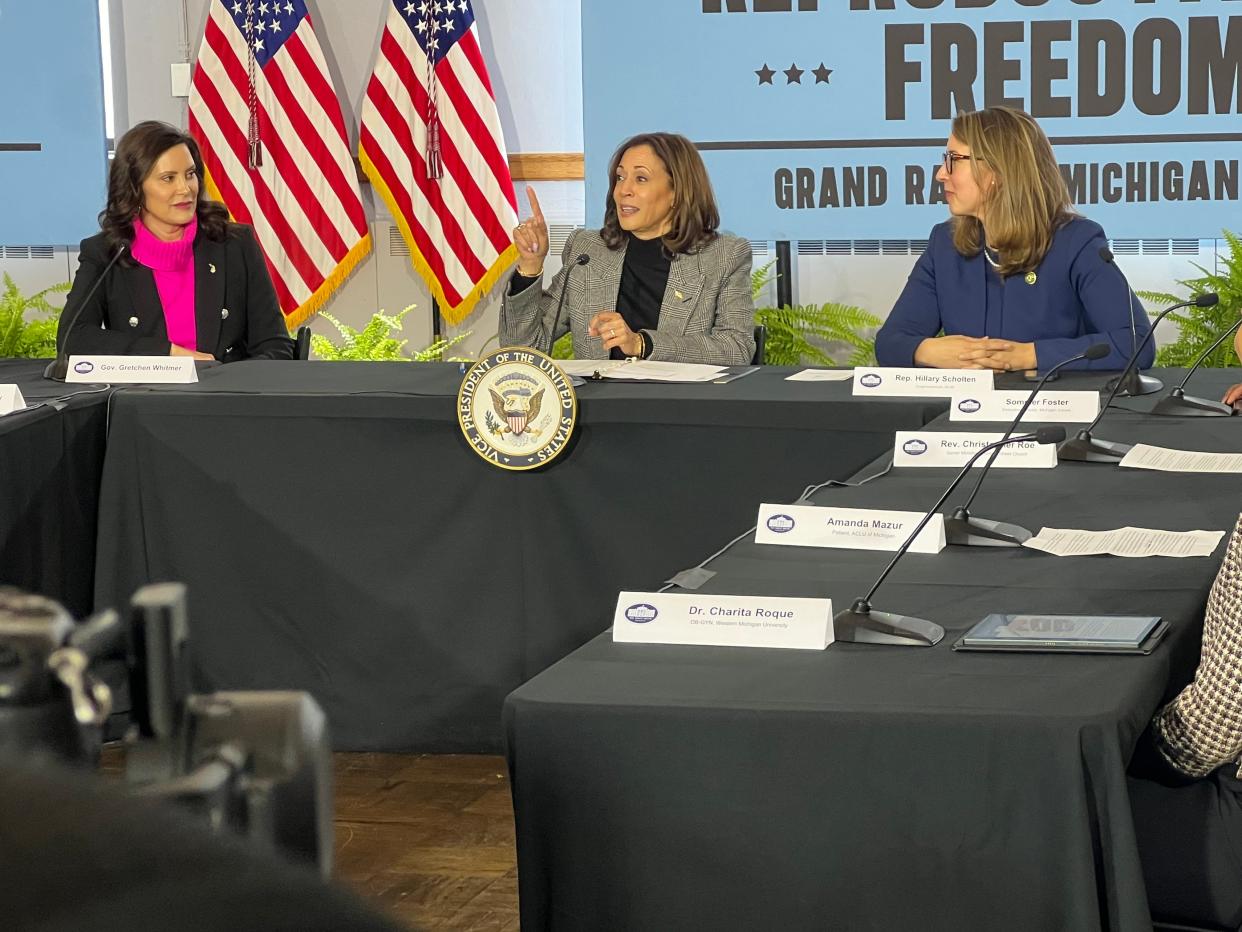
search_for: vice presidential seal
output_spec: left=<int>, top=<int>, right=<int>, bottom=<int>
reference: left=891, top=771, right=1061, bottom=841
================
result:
left=457, top=347, right=577, bottom=470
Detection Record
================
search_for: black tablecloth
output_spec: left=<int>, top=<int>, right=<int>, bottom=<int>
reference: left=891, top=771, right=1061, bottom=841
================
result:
left=93, top=362, right=941, bottom=751
left=0, top=361, right=111, bottom=617
left=504, top=371, right=1242, bottom=932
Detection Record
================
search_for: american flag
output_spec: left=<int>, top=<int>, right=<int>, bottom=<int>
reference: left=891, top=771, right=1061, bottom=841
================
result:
left=189, top=0, right=371, bottom=328
left=358, top=0, right=518, bottom=326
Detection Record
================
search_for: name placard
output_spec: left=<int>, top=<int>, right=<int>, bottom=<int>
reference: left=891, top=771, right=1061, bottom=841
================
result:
left=949, top=390, right=1099, bottom=424
left=65, top=355, right=198, bottom=384
left=0, top=385, right=27, bottom=415
left=893, top=431, right=1058, bottom=469
left=612, top=591, right=833, bottom=651
left=853, top=367, right=993, bottom=397
left=755, top=503, right=945, bottom=554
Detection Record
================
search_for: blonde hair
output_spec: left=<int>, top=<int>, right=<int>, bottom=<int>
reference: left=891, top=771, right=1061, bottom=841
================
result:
left=949, top=107, right=1075, bottom=277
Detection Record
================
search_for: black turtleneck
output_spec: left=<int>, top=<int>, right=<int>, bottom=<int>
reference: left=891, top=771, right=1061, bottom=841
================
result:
left=612, top=233, right=670, bottom=359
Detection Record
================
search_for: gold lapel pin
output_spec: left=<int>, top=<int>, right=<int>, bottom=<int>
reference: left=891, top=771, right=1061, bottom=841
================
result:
left=1025, top=271, right=1037, bottom=285
left=674, top=290, right=685, bottom=301
left=209, top=263, right=216, bottom=274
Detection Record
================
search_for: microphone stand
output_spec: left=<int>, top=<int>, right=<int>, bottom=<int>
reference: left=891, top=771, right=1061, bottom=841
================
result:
left=834, top=427, right=1065, bottom=647
left=1099, top=247, right=1161, bottom=397
left=545, top=254, right=589, bottom=353
left=1058, top=293, right=1219, bottom=462
left=1151, top=316, right=1242, bottom=417
left=945, top=342, right=1109, bottom=547
left=45, top=243, right=128, bottom=382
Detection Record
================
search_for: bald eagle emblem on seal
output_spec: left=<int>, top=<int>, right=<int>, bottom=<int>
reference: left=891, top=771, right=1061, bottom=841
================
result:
left=489, top=384, right=545, bottom=438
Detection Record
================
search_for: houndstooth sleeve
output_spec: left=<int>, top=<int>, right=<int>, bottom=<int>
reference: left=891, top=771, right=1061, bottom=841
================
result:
left=1151, top=512, right=1242, bottom=779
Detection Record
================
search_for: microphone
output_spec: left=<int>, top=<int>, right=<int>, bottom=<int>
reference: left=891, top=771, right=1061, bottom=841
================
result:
left=1058, top=292, right=1219, bottom=462
left=945, top=342, right=1109, bottom=547
left=834, top=426, right=1066, bottom=647
left=1098, top=247, right=1161, bottom=397
left=1151, top=314, right=1242, bottom=417
left=45, top=242, right=127, bottom=381
left=546, top=253, right=589, bottom=354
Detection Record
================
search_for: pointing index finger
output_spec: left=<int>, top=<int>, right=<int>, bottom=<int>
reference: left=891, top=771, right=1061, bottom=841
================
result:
left=526, top=185, right=545, bottom=223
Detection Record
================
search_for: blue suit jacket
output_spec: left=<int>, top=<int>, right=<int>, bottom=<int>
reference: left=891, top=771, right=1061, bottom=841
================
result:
left=875, top=217, right=1153, bottom=371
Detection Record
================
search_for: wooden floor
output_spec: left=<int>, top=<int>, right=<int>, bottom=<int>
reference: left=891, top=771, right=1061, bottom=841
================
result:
left=332, top=753, right=519, bottom=931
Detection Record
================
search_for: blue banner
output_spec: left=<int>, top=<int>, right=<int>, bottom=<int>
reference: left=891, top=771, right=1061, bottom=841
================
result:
left=0, top=0, right=108, bottom=245
left=582, top=1, right=1242, bottom=240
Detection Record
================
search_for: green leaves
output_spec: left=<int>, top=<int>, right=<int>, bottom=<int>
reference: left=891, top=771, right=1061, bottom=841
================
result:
left=551, top=331, right=574, bottom=359
left=1139, top=229, right=1242, bottom=369
left=756, top=302, right=880, bottom=367
left=309, top=305, right=472, bottom=362
left=753, top=260, right=878, bottom=365
left=0, top=273, right=71, bottom=359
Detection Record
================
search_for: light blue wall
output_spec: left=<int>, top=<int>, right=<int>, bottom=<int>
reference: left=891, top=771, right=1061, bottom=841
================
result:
left=0, top=0, right=108, bottom=245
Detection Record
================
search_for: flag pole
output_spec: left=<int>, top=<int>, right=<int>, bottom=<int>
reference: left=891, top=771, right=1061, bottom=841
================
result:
left=432, top=297, right=443, bottom=342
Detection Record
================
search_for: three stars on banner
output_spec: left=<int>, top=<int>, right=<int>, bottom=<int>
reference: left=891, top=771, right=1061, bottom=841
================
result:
left=755, top=62, right=832, bottom=85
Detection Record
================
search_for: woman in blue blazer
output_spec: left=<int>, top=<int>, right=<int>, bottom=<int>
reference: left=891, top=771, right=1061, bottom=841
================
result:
left=876, top=107, right=1152, bottom=373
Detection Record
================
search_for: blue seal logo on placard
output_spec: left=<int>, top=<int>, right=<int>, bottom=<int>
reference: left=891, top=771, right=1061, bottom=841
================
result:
left=72, top=361, right=94, bottom=375
left=624, top=603, right=658, bottom=624
left=766, top=514, right=795, bottom=533
left=957, top=398, right=982, bottom=414
left=859, top=373, right=882, bottom=388
left=902, top=438, right=928, bottom=455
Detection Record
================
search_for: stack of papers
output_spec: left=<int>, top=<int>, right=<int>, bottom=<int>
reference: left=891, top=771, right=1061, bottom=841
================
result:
left=1119, top=444, right=1242, bottom=473
left=555, top=360, right=728, bottom=382
left=1023, top=526, right=1226, bottom=558
left=784, top=369, right=854, bottom=382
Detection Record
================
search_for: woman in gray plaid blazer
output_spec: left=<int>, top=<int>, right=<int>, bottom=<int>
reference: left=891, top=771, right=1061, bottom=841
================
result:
left=500, top=132, right=755, bottom=366
left=1128, top=511, right=1242, bottom=930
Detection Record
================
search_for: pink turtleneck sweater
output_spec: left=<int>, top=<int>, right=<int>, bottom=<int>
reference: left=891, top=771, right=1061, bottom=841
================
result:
left=130, top=217, right=198, bottom=351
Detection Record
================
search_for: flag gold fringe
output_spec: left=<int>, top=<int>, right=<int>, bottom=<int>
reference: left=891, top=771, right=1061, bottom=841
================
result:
left=359, top=142, right=518, bottom=327
left=285, top=233, right=372, bottom=331
left=201, top=165, right=373, bottom=333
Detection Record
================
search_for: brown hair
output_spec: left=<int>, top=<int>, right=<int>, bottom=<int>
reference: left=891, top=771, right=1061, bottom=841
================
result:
left=600, top=132, right=719, bottom=255
left=948, top=107, right=1075, bottom=277
left=100, top=120, right=232, bottom=261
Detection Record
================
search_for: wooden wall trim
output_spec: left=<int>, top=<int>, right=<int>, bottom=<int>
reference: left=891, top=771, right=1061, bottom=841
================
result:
left=507, top=152, right=585, bottom=181
left=355, top=153, right=585, bottom=185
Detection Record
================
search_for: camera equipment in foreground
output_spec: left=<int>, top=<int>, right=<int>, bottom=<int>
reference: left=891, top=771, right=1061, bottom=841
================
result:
left=0, top=582, right=333, bottom=877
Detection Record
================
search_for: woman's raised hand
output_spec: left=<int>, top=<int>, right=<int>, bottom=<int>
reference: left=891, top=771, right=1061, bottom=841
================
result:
left=513, top=185, right=550, bottom=276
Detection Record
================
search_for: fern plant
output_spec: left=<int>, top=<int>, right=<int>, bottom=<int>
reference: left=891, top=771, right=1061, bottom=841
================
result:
left=752, top=259, right=880, bottom=366
left=757, top=303, right=881, bottom=366
left=1138, top=229, right=1242, bottom=368
left=0, top=274, right=70, bottom=358
left=309, top=306, right=472, bottom=362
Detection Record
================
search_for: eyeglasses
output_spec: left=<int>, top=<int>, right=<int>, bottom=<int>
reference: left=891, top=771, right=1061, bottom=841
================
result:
left=942, top=151, right=983, bottom=175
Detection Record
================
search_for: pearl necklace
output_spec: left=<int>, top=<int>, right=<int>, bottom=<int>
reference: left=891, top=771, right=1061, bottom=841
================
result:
left=983, top=246, right=1000, bottom=268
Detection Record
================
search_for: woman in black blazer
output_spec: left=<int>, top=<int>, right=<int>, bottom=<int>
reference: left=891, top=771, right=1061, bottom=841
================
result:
left=56, top=121, right=293, bottom=362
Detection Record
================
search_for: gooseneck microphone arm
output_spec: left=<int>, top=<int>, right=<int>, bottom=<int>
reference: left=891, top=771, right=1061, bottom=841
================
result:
left=44, top=243, right=128, bottom=382
left=1058, top=292, right=1219, bottom=462
left=1150, top=315, right=1242, bottom=418
left=945, top=343, right=1109, bottom=547
left=1099, top=247, right=1161, bottom=397
left=1175, top=318, right=1242, bottom=393
left=544, top=254, right=589, bottom=353
left=835, top=425, right=1066, bottom=646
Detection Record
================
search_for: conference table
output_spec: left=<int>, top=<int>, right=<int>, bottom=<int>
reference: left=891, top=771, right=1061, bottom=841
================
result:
left=504, top=369, right=1242, bottom=932
left=91, top=361, right=942, bottom=751
left=0, top=360, right=110, bottom=618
